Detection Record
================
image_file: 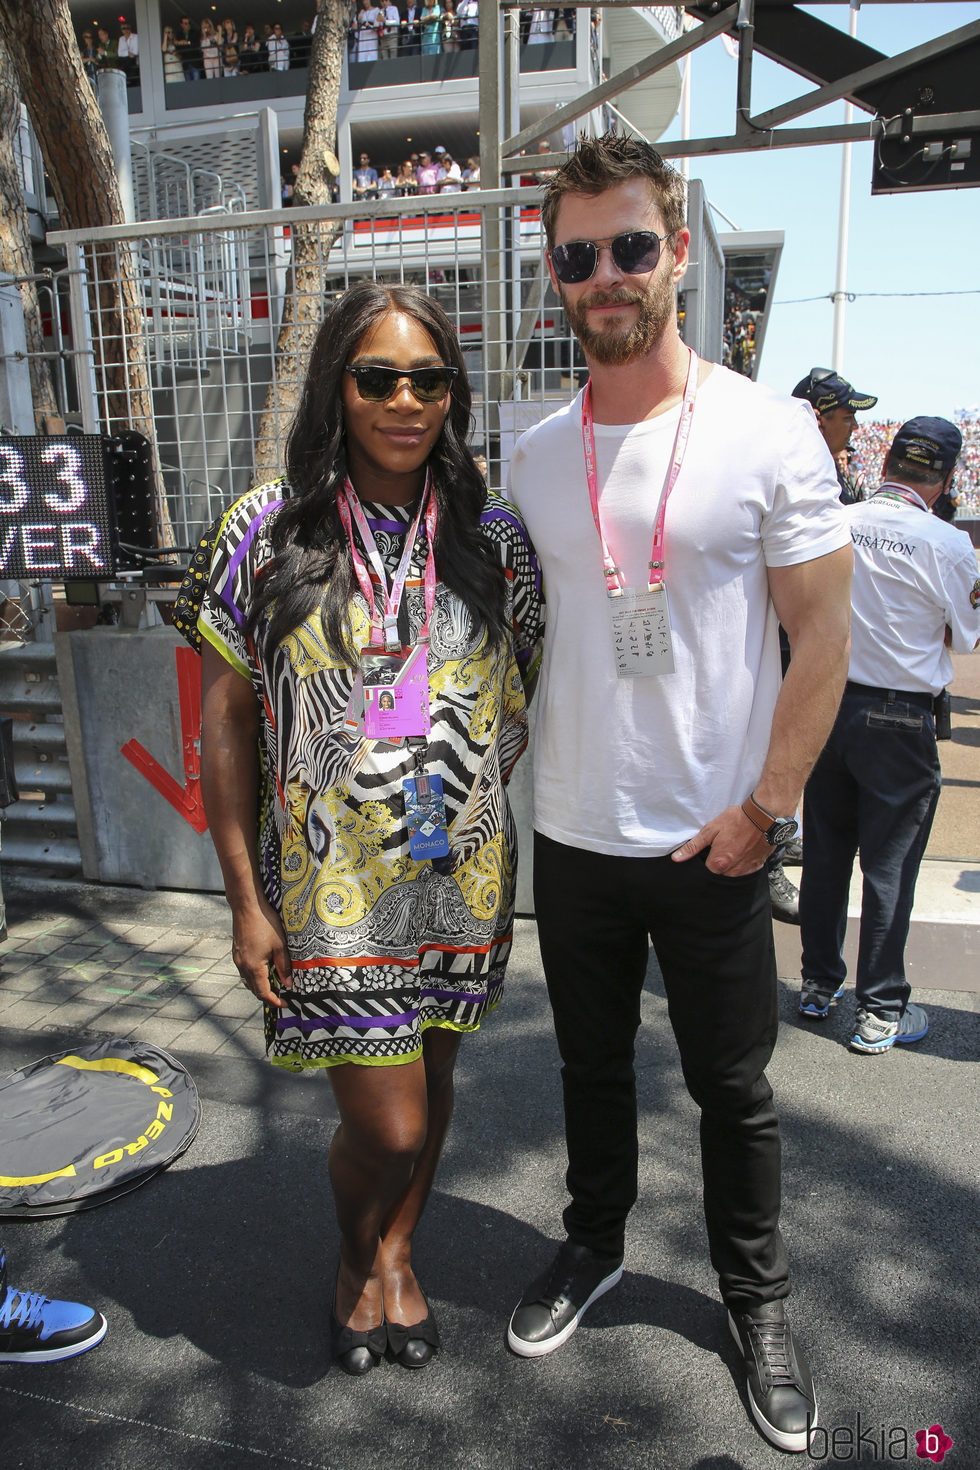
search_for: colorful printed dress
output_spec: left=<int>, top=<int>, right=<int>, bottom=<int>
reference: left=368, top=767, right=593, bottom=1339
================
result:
left=181, top=484, right=543, bottom=1071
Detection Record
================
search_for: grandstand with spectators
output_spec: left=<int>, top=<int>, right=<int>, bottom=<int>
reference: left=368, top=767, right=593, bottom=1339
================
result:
left=851, top=413, right=980, bottom=520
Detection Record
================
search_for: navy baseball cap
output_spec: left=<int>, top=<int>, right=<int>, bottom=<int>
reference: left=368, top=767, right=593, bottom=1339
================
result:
left=791, top=367, right=877, bottom=414
left=889, top=417, right=962, bottom=474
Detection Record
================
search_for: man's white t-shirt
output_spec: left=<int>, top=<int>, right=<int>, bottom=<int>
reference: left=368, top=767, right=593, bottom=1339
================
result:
left=847, top=488, right=980, bottom=695
left=507, top=364, right=849, bottom=857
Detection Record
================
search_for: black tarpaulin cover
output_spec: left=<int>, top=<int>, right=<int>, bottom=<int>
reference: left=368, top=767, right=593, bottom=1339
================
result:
left=0, top=1038, right=201, bottom=1217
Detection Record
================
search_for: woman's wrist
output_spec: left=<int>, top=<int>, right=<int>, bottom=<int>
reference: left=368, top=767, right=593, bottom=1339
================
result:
left=218, top=860, right=267, bottom=916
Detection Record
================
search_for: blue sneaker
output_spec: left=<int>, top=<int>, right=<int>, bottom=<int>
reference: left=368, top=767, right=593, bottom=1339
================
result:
left=799, top=982, right=845, bottom=1020
left=850, top=1002, right=929, bottom=1055
left=0, top=1250, right=106, bottom=1363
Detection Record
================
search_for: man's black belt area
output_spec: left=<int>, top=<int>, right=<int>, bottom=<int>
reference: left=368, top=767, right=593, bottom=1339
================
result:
left=844, top=681, right=933, bottom=712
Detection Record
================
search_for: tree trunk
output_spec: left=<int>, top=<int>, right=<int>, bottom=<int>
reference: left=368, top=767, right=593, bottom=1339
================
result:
left=0, top=54, right=59, bottom=428
left=252, top=1, right=348, bottom=483
left=0, top=0, right=153, bottom=443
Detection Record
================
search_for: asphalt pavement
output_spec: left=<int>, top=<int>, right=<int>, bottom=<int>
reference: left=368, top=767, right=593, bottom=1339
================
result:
left=0, top=874, right=977, bottom=1470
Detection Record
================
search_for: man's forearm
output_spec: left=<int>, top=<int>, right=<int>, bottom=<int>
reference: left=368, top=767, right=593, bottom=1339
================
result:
left=753, top=624, right=849, bottom=817
left=754, top=544, right=853, bottom=817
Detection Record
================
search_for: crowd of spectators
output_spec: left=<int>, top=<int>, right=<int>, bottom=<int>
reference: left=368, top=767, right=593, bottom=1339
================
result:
left=348, top=2, right=576, bottom=60
left=77, top=15, right=319, bottom=84
left=344, top=146, right=481, bottom=199
left=342, top=139, right=561, bottom=201
left=723, top=286, right=762, bottom=378
left=159, top=16, right=315, bottom=80
left=850, top=412, right=980, bottom=517
left=78, top=6, right=581, bottom=88
left=78, top=20, right=141, bottom=85
left=283, top=137, right=561, bottom=204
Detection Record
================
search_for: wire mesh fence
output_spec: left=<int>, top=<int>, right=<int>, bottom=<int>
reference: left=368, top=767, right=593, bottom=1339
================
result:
left=46, top=189, right=592, bottom=554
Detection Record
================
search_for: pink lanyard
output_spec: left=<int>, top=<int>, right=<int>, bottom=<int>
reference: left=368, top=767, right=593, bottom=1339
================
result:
left=581, top=348, right=699, bottom=597
left=336, top=473, right=438, bottom=651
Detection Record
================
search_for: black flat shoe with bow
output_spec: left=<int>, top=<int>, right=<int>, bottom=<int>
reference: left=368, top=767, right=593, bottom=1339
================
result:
left=386, top=1295, right=440, bottom=1369
left=330, top=1310, right=387, bottom=1376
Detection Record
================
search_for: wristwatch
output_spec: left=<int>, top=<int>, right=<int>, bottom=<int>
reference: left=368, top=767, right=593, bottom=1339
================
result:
left=741, top=793, right=798, bottom=847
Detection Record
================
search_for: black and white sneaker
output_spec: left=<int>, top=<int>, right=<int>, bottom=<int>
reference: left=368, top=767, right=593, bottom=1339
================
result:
left=729, top=1300, right=817, bottom=1453
left=768, top=867, right=801, bottom=924
left=507, top=1241, right=623, bottom=1358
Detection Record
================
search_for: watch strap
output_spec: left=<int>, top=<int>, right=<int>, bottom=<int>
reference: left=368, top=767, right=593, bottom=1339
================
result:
left=741, top=792, right=776, bottom=836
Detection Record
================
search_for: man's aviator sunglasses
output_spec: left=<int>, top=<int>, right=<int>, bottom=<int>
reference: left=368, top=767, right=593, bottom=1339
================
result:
left=549, top=230, right=672, bottom=285
left=345, top=363, right=458, bottom=403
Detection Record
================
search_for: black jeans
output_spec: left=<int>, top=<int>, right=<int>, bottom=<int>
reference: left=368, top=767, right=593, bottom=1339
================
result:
left=533, top=832, right=790, bottom=1311
left=800, top=684, right=941, bottom=1021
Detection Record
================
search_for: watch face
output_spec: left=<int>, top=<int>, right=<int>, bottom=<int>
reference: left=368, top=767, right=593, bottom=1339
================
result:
left=769, top=818, right=799, bottom=846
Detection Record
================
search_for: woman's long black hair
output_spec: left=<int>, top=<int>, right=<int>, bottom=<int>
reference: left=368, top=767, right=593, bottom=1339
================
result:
left=247, top=281, right=508, bottom=662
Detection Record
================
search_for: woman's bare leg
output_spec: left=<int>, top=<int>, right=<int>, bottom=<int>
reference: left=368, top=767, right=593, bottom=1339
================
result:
left=381, top=1027, right=462, bottom=1325
left=327, top=1057, right=429, bottom=1330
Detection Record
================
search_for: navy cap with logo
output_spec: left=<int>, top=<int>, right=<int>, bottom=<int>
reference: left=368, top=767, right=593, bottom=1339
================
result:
left=889, top=416, right=962, bottom=474
left=791, top=367, right=878, bottom=415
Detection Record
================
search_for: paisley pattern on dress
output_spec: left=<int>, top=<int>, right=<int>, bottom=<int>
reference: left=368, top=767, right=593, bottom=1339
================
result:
left=188, top=484, right=543, bottom=1070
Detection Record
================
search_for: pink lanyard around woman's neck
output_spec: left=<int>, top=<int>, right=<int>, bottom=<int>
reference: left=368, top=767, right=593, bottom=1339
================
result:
left=336, top=474, right=438, bottom=651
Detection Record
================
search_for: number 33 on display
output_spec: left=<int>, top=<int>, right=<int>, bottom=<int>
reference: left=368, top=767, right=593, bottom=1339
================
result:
left=0, top=441, right=108, bottom=576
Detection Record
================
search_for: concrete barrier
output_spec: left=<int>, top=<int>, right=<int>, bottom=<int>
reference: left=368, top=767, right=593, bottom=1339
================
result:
left=57, top=626, right=224, bottom=891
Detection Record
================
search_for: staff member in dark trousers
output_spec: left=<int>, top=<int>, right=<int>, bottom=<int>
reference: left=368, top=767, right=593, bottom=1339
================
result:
left=766, top=367, right=880, bottom=916
left=799, top=418, right=980, bottom=1050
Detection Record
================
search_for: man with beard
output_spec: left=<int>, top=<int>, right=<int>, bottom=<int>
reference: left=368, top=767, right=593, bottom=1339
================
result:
left=505, top=134, right=852, bottom=1454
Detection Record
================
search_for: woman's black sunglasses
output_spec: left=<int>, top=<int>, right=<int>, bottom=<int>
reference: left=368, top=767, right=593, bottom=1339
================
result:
left=345, top=363, right=458, bottom=403
left=549, top=230, right=672, bottom=285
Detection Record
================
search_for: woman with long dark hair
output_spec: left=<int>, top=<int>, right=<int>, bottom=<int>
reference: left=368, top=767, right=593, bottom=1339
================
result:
left=178, top=283, right=542, bottom=1376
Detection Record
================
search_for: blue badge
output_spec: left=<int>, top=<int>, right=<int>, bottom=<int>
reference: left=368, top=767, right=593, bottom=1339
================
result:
left=402, top=772, right=451, bottom=860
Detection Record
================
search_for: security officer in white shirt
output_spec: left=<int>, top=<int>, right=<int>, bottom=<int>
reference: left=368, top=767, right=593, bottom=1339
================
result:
left=799, top=417, right=980, bottom=1052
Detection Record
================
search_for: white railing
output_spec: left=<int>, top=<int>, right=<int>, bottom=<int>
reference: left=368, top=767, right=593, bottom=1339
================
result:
left=641, top=7, right=684, bottom=44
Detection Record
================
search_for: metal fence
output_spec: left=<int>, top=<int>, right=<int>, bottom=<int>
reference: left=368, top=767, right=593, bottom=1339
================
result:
left=40, top=181, right=730, bottom=562
left=45, top=189, right=588, bottom=552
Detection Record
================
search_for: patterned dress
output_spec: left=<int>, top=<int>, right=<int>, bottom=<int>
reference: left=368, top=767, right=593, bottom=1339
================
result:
left=182, top=484, right=543, bottom=1071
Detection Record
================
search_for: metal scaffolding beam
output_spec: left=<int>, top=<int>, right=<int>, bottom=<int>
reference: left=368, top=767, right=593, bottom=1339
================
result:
left=749, top=19, right=980, bottom=132
left=499, top=7, right=736, bottom=166
left=478, top=0, right=980, bottom=186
